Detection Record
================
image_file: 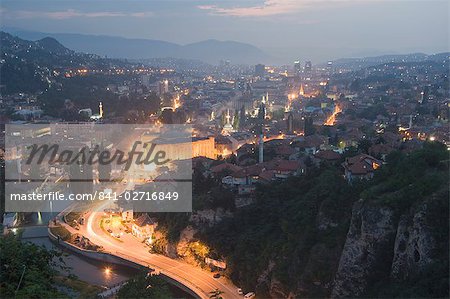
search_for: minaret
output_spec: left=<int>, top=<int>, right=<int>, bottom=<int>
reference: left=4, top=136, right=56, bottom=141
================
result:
left=99, top=102, right=103, bottom=118
left=299, top=84, right=305, bottom=96
left=226, top=109, right=231, bottom=125
left=222, top=109, right=234, bottom=135
left=259, top=132, right=264, bottom=164
left=258, top=96, right=265, bottom=163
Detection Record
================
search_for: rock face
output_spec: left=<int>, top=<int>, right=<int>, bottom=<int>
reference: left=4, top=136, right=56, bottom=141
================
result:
left=391, top=202, right=436, bottom=280
left=332, top=198, right=444, bottom=298
left=332, top=200, right=397, bottom=298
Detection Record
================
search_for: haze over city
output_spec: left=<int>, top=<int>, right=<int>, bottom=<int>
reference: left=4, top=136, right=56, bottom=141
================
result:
left=1, top=0, right=449, bottom=63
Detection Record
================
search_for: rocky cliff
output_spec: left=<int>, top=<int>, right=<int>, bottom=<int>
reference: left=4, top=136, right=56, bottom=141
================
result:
left=332, top=201, right=397, bottom=297
left=332, top=188, right=448, bottom=298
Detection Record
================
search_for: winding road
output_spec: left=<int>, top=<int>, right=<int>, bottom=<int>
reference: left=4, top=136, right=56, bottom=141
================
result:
left=63, top=198, right=240, bottom=299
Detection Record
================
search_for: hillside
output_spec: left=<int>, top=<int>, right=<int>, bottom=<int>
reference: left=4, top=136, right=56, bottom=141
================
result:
left=200, top=142, right=448, bottom=297
left=154, top=142, right=449, bottom=298
left=327, top=52, right=450, bottom=70
left=7, top=29, right=270, bottom=64
left=0, top=32, right=128, bottom=94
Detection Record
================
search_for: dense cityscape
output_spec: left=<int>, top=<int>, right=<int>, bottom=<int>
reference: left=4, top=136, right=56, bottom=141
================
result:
left=1, top=1, right=449, bottom=299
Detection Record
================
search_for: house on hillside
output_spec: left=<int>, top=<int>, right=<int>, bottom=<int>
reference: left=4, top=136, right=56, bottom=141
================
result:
left=132, top=213, right=158, bottom=241
left=211, top=162, right=243, bottom=178
left=266, top=159, right=306, bottom=179
left=342, top=154, right=381, bottom=183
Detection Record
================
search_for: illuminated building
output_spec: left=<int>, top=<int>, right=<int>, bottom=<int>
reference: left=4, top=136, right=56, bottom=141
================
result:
left=304, top=61, right=312, bottom=73
left=90, top=102, right=104, bottom=121
left=192, top=137, right=216, bottom=159
left=262, top=92, right=269, bottom=105
left=294, top=60, right=301, bottom=75
left=342, top=154, right=381, bottom=183
left=132, top=213, right=157, bottom=241
left=327, top=61, right=333, bottom=72
left=299, top=84, right=305, bottom=96
left=144, top=135, right=216, bottom=161
left=158, top=80, right=169, bottom=95
left=222, top=109, right=234, bottom=135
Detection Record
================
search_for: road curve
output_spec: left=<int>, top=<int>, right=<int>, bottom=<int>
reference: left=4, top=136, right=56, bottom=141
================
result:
left=76, top=202, right=240, bottom=299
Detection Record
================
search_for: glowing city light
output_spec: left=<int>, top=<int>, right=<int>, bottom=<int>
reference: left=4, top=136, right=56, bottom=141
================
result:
left=324, top=103, right=342, bottom=126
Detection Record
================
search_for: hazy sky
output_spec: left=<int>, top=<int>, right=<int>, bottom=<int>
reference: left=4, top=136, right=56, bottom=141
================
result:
left=1, top=0, right=449, bottom=63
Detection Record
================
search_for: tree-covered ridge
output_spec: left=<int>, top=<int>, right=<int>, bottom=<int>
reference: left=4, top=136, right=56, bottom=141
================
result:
left=362, top=142, right=448, bottom=210
left=200, top=166, right=359, bottom=297
left=198, top=142, right=449, bottom=297
left=0, top=32, right=130, bottom=94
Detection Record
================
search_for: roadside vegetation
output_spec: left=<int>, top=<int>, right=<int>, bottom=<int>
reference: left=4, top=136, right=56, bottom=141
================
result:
left=50, top=225, right=72, bottom=241
left=117, top=271, right=172, bottom=299
left=0, top=234, right=65, bottom=298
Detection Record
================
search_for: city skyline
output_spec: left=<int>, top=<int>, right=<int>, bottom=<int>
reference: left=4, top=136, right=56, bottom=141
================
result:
left=1, top=0, right=449, bottom=63
left=1, top=2, right=449, bottom=297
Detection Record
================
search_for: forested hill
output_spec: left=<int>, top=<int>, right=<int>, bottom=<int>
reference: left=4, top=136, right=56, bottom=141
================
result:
left=0, top=32, right=128, bottom=94
left=199, top=142, right=449, bottom=298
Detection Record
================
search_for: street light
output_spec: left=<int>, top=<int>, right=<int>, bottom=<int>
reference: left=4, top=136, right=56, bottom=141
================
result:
left=15, top=265, right=26, bottom=296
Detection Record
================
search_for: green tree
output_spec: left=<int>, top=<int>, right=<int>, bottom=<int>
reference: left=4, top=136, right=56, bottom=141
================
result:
left=117, top=272, right=172, bottom=299
left=358, top=139, right=372, bottom=154
left=239, top=105, right=246, bottom=129
left=0, top=234, right=65, bottom=298
left=233, top=109, right=240, bottom=129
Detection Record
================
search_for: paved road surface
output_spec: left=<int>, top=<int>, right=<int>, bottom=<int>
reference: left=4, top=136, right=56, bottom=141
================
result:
left=63, top=201, right=240, bottom=299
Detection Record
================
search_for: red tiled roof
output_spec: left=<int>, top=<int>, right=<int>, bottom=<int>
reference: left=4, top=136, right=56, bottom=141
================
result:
left=276, top=145, right=295, bottom=156
left=211, top=163, right=242, bottom=174
left=134, top=213, right=156, bottom=227
left=259, top=170, right=276, bottom=181
left=232, top=164, right=265, bottom=178
left=266, top=159, right=304, bottom=172
left=347, top=161, right=372, bottom=175
left=343, top=153, right=381, bottom=175
left=346, top=153, right=378, bottom=165
left=315, top=150, right=341, bottom=161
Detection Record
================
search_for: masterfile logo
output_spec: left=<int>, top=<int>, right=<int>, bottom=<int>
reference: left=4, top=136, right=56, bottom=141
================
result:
left=25, top=141, right=171, bottom=172
left=5, top=124, right=193, bottom=213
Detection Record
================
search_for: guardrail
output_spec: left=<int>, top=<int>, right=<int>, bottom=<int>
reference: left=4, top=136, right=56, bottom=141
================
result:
left=97, top=281, right=127, bottom=298
left=115, top=251, right=209, bottom=299
left=48, top=227, right=206, bottom=299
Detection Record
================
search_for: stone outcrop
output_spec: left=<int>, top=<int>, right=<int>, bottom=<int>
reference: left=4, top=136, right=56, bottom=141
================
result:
left=332, top=200, right=397, bottom=298
left=332, top=197, right=444, bottom=298
left=391, top=202, right=436, bottom=280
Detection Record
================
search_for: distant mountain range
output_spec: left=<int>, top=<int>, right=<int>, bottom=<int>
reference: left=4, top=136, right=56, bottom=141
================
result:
left=327, top=52, right=450, bottom=70
left=5, top=29, right=270, bottom=65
